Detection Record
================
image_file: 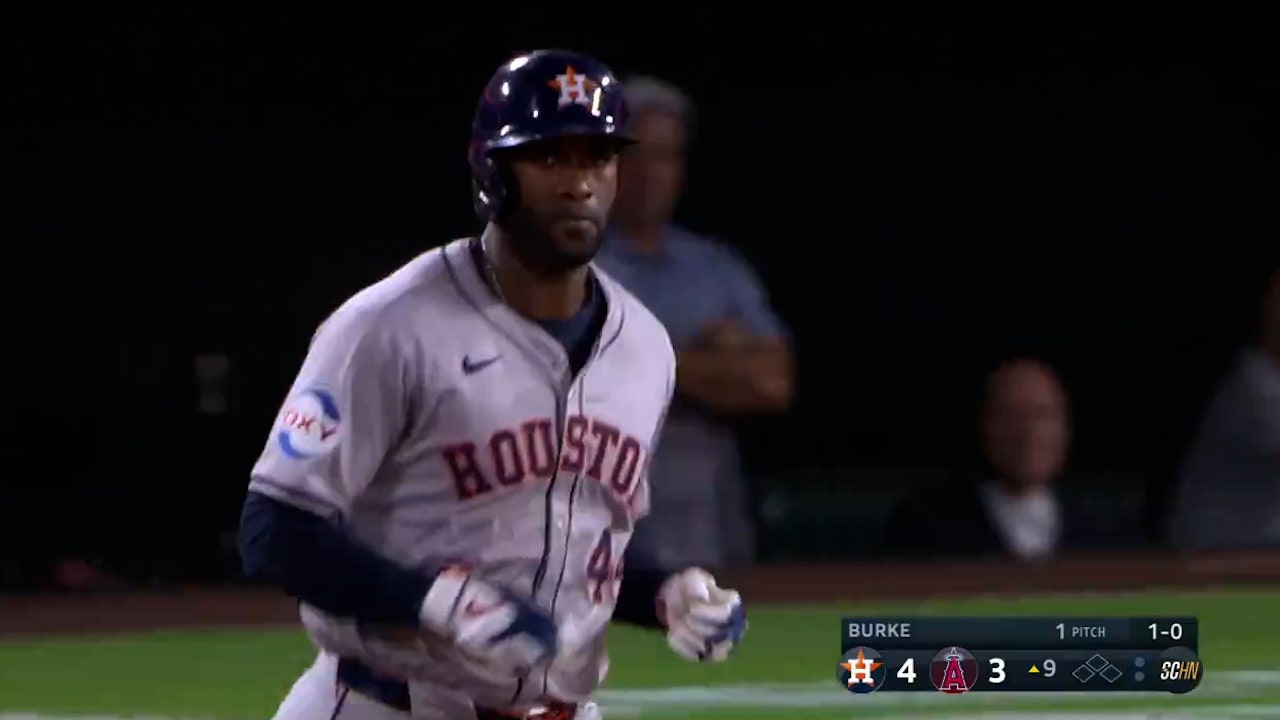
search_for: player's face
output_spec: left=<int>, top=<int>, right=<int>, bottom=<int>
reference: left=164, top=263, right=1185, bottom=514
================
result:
left=982, top=368, right=1070, bottom=490
left=504, top=136, right=621, bottom=275
left=615, top=110, right=686, bottom=227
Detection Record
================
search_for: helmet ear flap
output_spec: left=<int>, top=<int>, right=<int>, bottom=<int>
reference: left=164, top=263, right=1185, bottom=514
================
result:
left=473, top=152, right=520, bottom=227
left=471, top=177, right=493, bottom=225
left=492, top=160, right=520, bottom=225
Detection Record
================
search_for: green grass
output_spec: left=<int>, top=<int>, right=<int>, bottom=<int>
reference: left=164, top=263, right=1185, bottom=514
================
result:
left=1, top=587, right=1278, bottom=719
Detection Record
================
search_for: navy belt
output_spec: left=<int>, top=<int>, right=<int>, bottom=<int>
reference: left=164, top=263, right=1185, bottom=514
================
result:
left=336, top=658, right=411, bottom=712
left=335, top=658, right=574, bottom=719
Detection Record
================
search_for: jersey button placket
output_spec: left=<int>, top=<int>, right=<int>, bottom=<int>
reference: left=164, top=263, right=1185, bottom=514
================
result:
left=536, top=376, right=578, bottom=610
left=554, top=382, right=576, bottom=535
left=534, top=471, right=573, bottom=608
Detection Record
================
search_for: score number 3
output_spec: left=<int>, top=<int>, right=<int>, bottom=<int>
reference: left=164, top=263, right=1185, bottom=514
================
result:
left=988, top=657, right=1006, bottom=684
left=893, top=658, right=1007, bottom=684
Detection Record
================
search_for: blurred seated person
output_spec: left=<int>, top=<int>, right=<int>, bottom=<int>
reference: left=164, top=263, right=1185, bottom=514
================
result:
left=0, top=555, right=120, bottom=594
left=48, top=558, right=120, bottom=592
left=1169, top=268, right=1280, bottom=550
left=0, top=498, right=122, bottom=593
left=595, top=76, right=794, bottom=573
left=890, top=359, right=1086, bottom=562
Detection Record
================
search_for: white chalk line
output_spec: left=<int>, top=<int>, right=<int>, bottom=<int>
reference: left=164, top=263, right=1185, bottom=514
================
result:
left=4, top=671, right=1280, bottom=719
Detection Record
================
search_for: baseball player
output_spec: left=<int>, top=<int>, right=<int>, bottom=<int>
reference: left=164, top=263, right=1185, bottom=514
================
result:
left=238, top=49, right=748, bottom=720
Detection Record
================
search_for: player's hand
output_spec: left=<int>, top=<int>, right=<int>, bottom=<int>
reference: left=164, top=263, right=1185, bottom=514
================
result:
left=698, top=319, right=752, bottom=350
left=420, top=568, right=558, bottom=679
left=657, top=567, right=747, bottom=663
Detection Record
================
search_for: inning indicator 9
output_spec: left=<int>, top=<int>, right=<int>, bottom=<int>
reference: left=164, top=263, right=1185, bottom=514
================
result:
left=837, top=617, right=1201, bottom=695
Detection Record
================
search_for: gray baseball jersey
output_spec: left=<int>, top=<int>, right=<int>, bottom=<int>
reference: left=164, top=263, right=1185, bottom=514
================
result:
left=249, top=238, right=675, bottom=708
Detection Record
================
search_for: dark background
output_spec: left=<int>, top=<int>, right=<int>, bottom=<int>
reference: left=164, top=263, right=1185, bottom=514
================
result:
left=8, top=8, right=1278, bottom=584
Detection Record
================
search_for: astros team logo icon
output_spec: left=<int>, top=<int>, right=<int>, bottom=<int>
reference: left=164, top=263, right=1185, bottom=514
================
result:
left=837, top=646, right=886, bottom=694
left=277, top=387, right=343, bottom=459
left=546, top=65, right=599, bottom=109
left=930, top=646, right=979, bottom=694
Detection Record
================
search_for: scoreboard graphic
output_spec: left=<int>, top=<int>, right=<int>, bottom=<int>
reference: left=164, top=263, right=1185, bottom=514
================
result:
left=837, top=617, right=1201, bottom=695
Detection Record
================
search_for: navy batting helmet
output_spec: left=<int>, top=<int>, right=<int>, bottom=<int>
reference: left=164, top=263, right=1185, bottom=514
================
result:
left=468, top=49, right=633, bottom=224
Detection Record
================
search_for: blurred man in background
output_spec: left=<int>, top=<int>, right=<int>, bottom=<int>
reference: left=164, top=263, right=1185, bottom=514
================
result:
left=890, top=359, right=1082, bottom=562
left=1170, top=268, right=1280, bottom=550
left=596, top=76, right=793, bottom=573
left=0, top=555, right=119, bottom=594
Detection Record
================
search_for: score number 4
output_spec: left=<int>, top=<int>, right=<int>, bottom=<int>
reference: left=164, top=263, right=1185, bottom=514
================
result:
left=894, top=657, right=1009, bottom=684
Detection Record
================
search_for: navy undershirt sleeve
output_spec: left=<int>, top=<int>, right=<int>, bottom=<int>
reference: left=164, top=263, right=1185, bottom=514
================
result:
left=239, top=490, right=434, bottom=625
left=613, top=568, right=669, bottom=629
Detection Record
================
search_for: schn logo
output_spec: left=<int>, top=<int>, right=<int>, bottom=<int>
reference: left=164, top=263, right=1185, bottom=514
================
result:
left=547, top=65, right=598, bottom=108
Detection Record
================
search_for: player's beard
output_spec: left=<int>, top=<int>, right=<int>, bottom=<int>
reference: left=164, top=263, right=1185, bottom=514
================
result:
left=501, top=205, right=603, bottom=277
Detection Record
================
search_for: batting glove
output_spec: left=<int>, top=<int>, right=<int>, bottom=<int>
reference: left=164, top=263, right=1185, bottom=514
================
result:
left=656, top=568, right=747, bottom=663
left=420, top=568, right=558, bottom=679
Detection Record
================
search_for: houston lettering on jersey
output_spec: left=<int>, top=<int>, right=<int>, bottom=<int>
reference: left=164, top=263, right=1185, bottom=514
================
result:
left=442, top=414, right=644, bottom=504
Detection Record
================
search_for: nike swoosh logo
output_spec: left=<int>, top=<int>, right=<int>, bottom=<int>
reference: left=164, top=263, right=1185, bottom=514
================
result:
left=462, top=355, right=501, bottom=375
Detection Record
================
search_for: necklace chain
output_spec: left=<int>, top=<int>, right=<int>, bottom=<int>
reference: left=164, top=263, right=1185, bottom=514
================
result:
left=479, top=236, right=505, bottom=303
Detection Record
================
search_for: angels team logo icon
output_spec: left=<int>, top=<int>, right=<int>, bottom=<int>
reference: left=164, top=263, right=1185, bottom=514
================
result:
left=837, top=646, right=887, bottom=694
left=547, top=65, right=599, bottom=108
left=930, top=646, right=979, bottom=694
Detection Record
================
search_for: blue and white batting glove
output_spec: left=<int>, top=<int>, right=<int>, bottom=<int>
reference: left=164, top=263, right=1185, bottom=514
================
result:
left=657, top=568, right=747, bottom=663
left=420, top=568, right=558, bottom=679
